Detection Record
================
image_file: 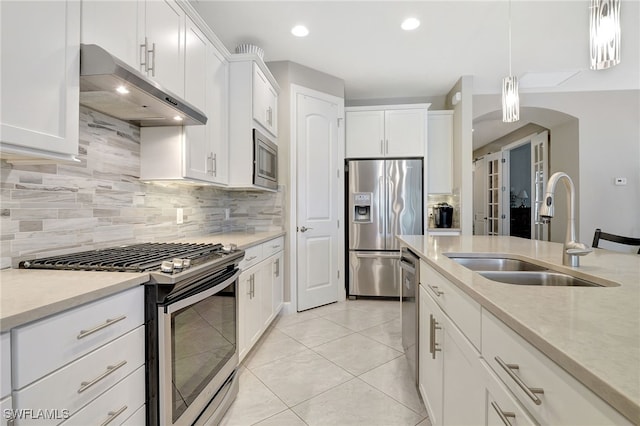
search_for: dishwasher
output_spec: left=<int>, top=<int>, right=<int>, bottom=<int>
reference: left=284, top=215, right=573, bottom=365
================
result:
left=400, top=247, right=420, bottom=385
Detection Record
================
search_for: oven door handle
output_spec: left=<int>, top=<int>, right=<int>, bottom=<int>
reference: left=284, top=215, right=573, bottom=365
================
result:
left=164, top=269, right=240, bottom=314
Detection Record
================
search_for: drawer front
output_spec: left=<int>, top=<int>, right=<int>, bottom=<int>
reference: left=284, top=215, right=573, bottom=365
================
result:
left=13, top=326, right=145, bottom=426
left=12, top=286, right=143, bottom=389
left=239, top=244, right=263, bottom=270
left=121, top=404, right=146, bottom=426
left=482, top=311, right=631, bottom=425
left=262, top=236, right=284, bottom=258
left=60, top=365, right=145, bottom=426
left=0, top=396, right=12, bottom=426
left=1, top=333, right=10, bottom=398
left=481, top=360, right=536, bottom=426
left=421, top=262, right=481, bottom=349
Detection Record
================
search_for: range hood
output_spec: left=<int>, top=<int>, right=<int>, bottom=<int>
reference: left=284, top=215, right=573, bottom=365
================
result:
left=79, top=44, right=207, bottom=127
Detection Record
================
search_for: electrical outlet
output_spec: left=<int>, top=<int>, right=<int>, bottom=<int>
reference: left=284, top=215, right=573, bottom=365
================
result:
left=176, top=208, right=184, bottom=224
left=614, top=177, right=627, bottom=186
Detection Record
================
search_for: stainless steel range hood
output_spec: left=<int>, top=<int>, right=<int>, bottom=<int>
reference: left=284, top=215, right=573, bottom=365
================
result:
left=79, top=44, right=207, bottom=127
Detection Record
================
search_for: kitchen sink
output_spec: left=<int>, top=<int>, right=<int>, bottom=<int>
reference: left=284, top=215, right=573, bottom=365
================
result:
left=445, top=253, right=620, bottom=287
left=447, top=256, right=548, bottom=272
left=477, top=271, right=604, bottom=287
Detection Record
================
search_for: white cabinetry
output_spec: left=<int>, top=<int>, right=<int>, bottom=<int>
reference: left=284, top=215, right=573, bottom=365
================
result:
left=81, top=0, right=185, bottom=97
left=345, top=105, right=428, bottom=159
left=140, top=18, right=229, bottom=185
left=482, top=310, right=631, bottom=425
left=427, top=111, right=454, bottom=194
left=0, top=333, right=10, bottom=426
left=419, top=260, right=483, bottom=426
left=81, top=1, right=140, bottom=70
left=0, top=0, right=80, bottom=162
left=238, top=236, right=285, bottom=361
left=140, top=0, right=185, bottom=96
left=11, top=287, right=145, bottom=425
left=228, top=57, right=280, bottom=189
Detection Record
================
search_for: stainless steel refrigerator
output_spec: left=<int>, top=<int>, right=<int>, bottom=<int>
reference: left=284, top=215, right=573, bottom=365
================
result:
left=347, top=159, right=423, bottom=297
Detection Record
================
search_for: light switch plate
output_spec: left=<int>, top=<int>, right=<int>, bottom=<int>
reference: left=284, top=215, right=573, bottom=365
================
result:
left=176, top=208, right=184, bottom=224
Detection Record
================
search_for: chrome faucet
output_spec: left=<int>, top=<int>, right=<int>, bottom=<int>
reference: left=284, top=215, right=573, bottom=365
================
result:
left=539, top=172, right=592, bottom=267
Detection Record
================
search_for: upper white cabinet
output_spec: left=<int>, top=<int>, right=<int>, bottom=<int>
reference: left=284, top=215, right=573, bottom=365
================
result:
left=345, top=105, right=428, bottom=159
left=140, top=16, right=229, bottom=186
left=81, top=0, right=185, bottom=97
left=228, top=57, right=280, bottom=189
left=81, top=1, right=140, bottom=69
left=0, top=0, right=80, bottom=162
left=252, top=65, right=278, bottom=137
left=142, top=0, right=185, bottom=96
left=428, top=111, right=454, bottom=194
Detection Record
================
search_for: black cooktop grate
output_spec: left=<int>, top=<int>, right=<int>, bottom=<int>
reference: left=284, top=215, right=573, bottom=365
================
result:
left=20, top=243, right=225, bottom=272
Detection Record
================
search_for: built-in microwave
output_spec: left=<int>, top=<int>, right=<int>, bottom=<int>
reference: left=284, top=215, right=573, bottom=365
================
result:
left=253, top=129, right=278, bottom=190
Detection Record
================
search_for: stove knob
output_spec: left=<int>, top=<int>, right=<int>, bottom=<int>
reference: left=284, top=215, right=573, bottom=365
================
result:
left=183, top=259, right=192, bottom=269
left=161, top=260, right=174, bottom=273
left=172, top=258, right=184, bottom=270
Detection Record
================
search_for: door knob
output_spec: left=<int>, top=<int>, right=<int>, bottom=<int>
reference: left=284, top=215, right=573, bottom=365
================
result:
left=299, top=226, right=313, bottom=233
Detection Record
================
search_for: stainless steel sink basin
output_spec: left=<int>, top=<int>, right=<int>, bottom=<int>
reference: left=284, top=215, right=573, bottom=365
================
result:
left=447, top=256, right=548, bottom=272
left=477, top=271, right=604, bottom=287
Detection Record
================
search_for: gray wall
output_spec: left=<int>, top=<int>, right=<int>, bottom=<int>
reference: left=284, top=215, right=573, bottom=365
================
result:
left=474, top=90, right=640, bottom=243
left=0, top=107, right=284, bottom=268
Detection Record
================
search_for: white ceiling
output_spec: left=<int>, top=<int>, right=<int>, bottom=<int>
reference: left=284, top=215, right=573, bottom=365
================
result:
left=191, top=0, right=640, bottom=146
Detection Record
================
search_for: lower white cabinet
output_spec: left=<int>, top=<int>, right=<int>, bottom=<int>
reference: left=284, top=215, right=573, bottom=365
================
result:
left=418, top=284, right=483, bottom=426
left=238, top=236, right=285, bottom=361
left=60, top=365, right=145, bottom=426
left=1, top=333, right=10, bottom=399
left=482, top=360, right=536, bottom=426
left=0, top=396, right=12, bottom=426
left=10, top=287, right=145, bottom=426
left=482, top=310, right=631, bottom=425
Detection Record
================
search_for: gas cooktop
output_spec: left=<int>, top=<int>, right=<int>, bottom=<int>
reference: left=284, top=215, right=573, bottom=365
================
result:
left=19, top=242, right=235, bottom=274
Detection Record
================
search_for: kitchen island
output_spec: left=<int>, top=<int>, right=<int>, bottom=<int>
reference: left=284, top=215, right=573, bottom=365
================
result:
left=398, top=234, right=639, bottom=424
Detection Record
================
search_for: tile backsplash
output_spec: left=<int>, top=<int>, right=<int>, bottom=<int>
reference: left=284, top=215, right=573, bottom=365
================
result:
left=0, top=107, right=283, bottom=268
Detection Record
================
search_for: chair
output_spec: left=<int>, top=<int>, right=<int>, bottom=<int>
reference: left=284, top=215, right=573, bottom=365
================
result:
left=592, top=228, right=640, bottom=254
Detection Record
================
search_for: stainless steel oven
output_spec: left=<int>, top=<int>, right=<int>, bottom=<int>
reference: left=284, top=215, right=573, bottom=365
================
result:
left=19, top=242, right=244, bottom=426
left=157, top=268, right=239, bottom=426
left=253, top=128, right=278, bottom=190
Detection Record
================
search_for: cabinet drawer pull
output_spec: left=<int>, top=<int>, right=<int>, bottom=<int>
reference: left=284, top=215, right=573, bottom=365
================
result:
left=77, top=315, right=127, bottom=339
left=428, top=284, right=444, bottom=296
left=78, top=360, right=127, bottom=394
left=274, top=258, right=280, bottom=277
left=139, top=38, right=148, bottom=72
left=490, top=401, right=516, bottom=426
left=245, top=255, right=258, bottom=262
left=429, top=314, right=442, bottom=359
left=100, top=405, right=128, bottom=426
left=495, top=356, right=544, bottom=405
left=272, top=244, right=281, bottom=249
left=148, top=42, right=156, bottom=77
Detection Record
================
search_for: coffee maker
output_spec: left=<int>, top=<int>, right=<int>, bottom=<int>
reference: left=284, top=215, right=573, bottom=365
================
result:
left=433, top=203, right=454, bottom=228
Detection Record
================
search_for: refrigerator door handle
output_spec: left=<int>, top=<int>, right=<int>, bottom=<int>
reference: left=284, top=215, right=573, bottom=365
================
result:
left=388, top=178, right=394, bottom=242
left=378, top=175, right=385, bottom=237
left=355, top=252, right=401, bottom=259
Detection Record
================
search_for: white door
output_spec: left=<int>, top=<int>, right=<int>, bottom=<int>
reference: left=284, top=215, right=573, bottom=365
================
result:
left=296, top=89, right=343, bottom=311
left=472, top=158, right=488, bottom=235
left=531, top=131, right=549, bottom=241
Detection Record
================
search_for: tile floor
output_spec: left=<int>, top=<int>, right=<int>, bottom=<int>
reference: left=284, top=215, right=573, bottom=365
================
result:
left=220, top=299, right=432, bottom=426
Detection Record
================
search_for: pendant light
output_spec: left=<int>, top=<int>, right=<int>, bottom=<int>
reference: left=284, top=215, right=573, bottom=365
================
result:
left=502, top=0, right=519, bottom=123
left=590, top=0, right=621, bottom=70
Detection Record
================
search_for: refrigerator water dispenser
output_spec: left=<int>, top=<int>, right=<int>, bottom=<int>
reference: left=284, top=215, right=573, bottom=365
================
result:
left=353, top=192, right=372, bottom=223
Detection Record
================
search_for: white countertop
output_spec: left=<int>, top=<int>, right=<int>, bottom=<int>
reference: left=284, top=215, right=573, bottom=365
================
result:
left=0, top=230, right=285, bottom=332
left=397, top=234, right=640, bottom=423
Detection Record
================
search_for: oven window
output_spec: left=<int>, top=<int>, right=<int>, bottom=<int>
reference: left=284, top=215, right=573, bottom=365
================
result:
left=258, top=144, right=277, bottom=180
left=171, top=282, right=236, bottom=422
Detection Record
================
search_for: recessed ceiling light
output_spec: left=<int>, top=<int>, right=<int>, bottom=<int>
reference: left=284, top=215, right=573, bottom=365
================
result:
left=173, top=116, right=183, bottom=121
left=401, top=17, right=420, bottom=31
left=291, top=25, right=309, bottom=37
left=116, top=86, right=129, bottom=94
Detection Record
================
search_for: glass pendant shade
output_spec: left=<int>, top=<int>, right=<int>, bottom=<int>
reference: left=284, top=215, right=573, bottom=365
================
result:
left=502, top=76, right=519, bottom=123
left=590, top=0, right=621, bottom=70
